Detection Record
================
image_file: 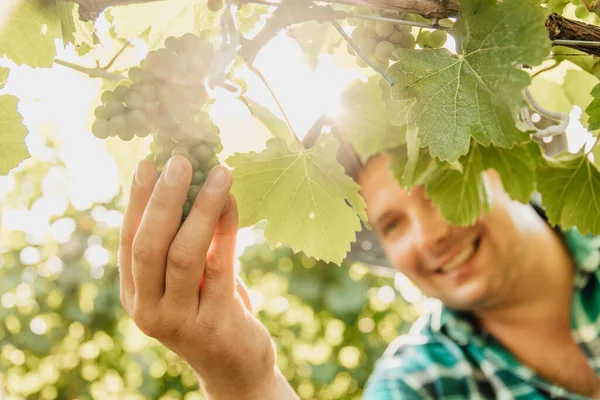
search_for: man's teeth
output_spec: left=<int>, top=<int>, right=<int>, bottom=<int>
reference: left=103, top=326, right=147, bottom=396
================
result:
left=439, top=243, right=476, bottom=273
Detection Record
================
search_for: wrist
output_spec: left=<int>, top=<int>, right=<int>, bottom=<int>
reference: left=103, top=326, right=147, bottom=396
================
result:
left=200, top=367, right=298, bottom=400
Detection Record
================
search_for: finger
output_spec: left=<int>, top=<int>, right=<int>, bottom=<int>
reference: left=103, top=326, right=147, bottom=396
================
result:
left=235, top=276, right=253, bottom=313
left=163, top=166, right=232, bottom=311
left=132, top=156, right=192, bottom=307
left=203, top=193, right=238, bottom=302
left=118, top=159, right=158, bottom=310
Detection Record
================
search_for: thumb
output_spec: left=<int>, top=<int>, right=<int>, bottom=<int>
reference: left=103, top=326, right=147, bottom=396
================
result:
left=203, top=194, right=238, bottom=301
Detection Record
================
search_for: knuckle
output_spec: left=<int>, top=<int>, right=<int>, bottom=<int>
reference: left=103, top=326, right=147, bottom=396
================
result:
left=167, top=244, right=195, bottom=274
left=132, top=237, right=155, bottom=266
left=132, top=308, right=160, bottom=338
left=149, top=193, right=171, bottom=212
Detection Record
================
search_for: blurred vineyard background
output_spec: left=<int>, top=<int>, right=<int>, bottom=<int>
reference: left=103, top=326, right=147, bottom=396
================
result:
left=0, top=1, right=430, bottom=398
left=0, top=145, right=423, bottom=399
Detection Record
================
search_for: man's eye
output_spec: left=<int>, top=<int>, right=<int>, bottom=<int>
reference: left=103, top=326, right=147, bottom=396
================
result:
left=382, top=218, right=402, bottom=235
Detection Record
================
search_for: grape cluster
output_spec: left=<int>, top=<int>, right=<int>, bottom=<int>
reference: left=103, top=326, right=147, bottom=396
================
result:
left=207, top=0, right=223, bottom=12
left=416, top=29, right=448, bottom=49
left=92, top=33, right=223, bottom=220
left=347, top=8, right=418, bottom=70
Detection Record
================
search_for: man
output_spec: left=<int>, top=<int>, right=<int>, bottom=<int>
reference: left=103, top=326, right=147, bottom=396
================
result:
left=118, top=139, right=600, bottom=399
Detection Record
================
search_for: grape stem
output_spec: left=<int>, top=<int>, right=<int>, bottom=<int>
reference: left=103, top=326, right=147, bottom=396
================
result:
left=54, top=59, right=126, bottom=81
left=330, top=20, right=395, bottom=86
left=246, top=62, right=304, bottom=150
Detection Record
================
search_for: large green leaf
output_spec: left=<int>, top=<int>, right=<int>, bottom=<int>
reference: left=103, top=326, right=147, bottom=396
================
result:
left=563, top=70, right=599, bottom=128
left=587, top=83, right=600, bottom=131
left=0, top=95, right=29, bottom=175
left=109, top=0, right=218, bottom=50
left=0, top=0, right=62, bottom=67
left=227, top=135, right=367, bottom=264
left=388, top=0, right=550, bottom=162
left=337, top=78, right=406, bottom=163
left=538, top=153, right=600, bottom=235
left=56, top=1, right=97, bottom=55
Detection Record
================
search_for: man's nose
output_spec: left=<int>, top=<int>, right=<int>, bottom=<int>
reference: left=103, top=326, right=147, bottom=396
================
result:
left=411, top=204, right=452, bottom=255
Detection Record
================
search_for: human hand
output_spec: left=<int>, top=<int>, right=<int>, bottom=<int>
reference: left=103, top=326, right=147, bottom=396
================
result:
left=118, top=156, right=283, bottom=399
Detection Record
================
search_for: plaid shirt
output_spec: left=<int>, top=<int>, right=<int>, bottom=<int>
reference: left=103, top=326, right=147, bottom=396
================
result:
left=363, top=227, right=600, bottom=400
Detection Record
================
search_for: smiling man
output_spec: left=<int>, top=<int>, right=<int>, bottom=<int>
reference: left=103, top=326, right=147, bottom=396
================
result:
left=358, top=154, right=600, bottom=399
left=118, top=138, right=600, bottom=399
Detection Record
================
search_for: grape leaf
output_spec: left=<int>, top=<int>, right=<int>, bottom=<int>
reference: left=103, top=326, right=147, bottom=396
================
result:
left=389, top=141, right=541, bottom=225
left=236, top=4, right=269, bottom=35
left=286, top=22, right=341, bottom=70
left=227, top=135, right=367, bottom=264
left=56, top=1, right=98, bottom=55
left=0, top=0, right=62, bottom=67
left=388, top=0, right=550, bottom=162
left=337, top=77, right=406, bottom=163
left=240, top=96, right=295, bottom=147
left=0, top=67, right=8, bottom=90
left=538, top=152, right=600, bottom=235
left=586, top=83, right=600, bottom=131
left=563, top=70, right=599, bottom=128
left=545, top=0, right=570, bottom=13
left=552, top=47, right=598, bottom=76
left=109, top=0, right=218, bottom=50
left=0, top=95, right=30, bottom=175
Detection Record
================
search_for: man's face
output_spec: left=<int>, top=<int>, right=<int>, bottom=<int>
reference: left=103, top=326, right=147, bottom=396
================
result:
left=358, top=154, right=531, bottom=311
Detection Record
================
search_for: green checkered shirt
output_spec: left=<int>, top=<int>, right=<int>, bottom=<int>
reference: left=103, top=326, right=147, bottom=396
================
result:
left=363, top=227, right=600, bottom=400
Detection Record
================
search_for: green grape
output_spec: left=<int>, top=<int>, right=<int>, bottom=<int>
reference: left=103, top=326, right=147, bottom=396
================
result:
left=171, top=146, right=190, bottom=158
left=193, top=144, right=213, bottom=163
left=233, top=78, right=248, bottom=95
left=140, top=84, right=157, bottom=101
left=155, top=150, right=171, bottom=167
left=113, top=86, right=130, bottom=101
left=364, top=19, right=377, bottom=30
left=374, top=58, right=389, bottom=71
left=143, top=102, right=158, bottom=117
left=92, top=120, right=110, bottom=139
left=389, top=31, right=403, bottom=44
left=375, top=21, right=394, bottom=38
left=125, top=91, right=145, bottom=110
left=207, top=0, right=223, bottom=12
left=417, top=31, right=431, bottom=48
left=128, top=67, right=142, bottom=81
left=403, top=13, right=417, bottom=22
left=575, top=4, right=589, bottom=18
left=118, top=130, right=136, bottom=141
left=183, top=201, right=192, bottom=218
left=347, top=17, right=359, bottom=27
left=165, top=36, right=179, bottom=53
left=346, top=44, right=356, bottom=56
left=381, top=10, right=400, bottom=19
left=428, top=30, right=447, bottom=49
left=187, top=185, right=201, bottom=201
left=139, top=70, right=155, bottom=84
left=150, top=141, right=161, bottom=153
left=351, top=27, right=366, bottom=43
left=127, top=110, right=146, bottom=130
left=361, top=38, right=378, bottom=56
left=192, top=170, right=205, bottom=185
left=398, top=33, right=416, bottom=49
left=375, top=41, right=395, bottom=61
left=94, top=106, right=110, bottom=120
left=395, top=23, right=411, bottom=34
left=101, top=90, right=113, bottom=104
left=189, top=155, right=201, bottom=170
left=109, top=115, right=128, bottom=134
left=200, top=156, right=219, bottom=171
left=105, top=100, right=125, bottom=117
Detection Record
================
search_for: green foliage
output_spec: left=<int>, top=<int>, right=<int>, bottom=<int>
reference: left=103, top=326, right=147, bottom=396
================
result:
left=0, top=0, right=61, bottom=68
left=0, top=95, right=29, bottom=175
left=586, top=83, right=600, bottom=131
left=227, top=135, right=367, bottom=264
left=338, top=77, right=406, bottom=163
left=108, top=0, right=219, bottom=50
left=537, top=152, right=600, bottom=235
left=241, top=96, right=296, bottom=146
left=388, top=0, right=550, bottom=162
left=0, top=67, right=8, bottom=89
left=563, top=69, right=599, bottom=128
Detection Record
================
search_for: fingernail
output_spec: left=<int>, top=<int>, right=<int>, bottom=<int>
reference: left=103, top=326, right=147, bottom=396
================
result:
left=205, top=167, right=227, bottom=192
left=164, top=157, right=184, bottom=186
left=135, top=160, right=152, bottom=186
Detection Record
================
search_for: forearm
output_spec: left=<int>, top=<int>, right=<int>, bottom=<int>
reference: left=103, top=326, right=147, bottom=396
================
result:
left=200, top=367, right=300, bottom=400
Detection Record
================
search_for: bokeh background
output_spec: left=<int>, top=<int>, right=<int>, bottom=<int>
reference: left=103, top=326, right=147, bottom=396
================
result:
left=0, top=0, right=596, bottom=399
